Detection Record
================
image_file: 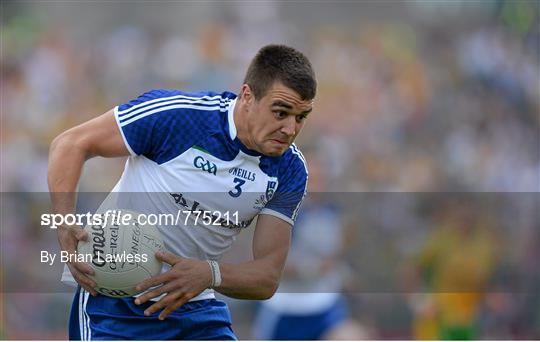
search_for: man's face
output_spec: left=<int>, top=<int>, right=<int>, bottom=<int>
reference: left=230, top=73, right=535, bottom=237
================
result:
left=240, top=81, right=313, bottom=157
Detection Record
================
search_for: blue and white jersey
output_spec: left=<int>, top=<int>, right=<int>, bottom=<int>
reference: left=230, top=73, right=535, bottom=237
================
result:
left=62, top=89, right=308, bottom=301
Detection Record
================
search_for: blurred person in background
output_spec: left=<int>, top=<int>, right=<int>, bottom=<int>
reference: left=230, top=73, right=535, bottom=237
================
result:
left=252, top=153, right=368, bottom=340
left=409, top=199, right=499, bottom=340
left=47, top=44, right=316, bottom=340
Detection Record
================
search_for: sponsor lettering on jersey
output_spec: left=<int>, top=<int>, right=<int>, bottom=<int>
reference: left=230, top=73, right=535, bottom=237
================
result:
left=229, top=167, right=256, bottom=181
left=170, top=192, right=253, bottom=229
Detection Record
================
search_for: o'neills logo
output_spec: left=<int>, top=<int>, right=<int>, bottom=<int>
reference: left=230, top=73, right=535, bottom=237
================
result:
left=91, top=224, right=106, bottom=267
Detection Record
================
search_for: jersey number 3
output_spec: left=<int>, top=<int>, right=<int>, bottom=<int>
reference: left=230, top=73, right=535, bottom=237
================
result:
left=228, top=177, right=246, bottom=198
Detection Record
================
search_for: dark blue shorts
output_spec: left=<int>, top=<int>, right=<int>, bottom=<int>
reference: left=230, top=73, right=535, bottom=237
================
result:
left=69, top=287, right=236, bottom=340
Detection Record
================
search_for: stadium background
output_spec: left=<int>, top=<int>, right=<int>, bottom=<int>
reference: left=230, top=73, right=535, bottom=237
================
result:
left=1, top=0, right=539, bottom=339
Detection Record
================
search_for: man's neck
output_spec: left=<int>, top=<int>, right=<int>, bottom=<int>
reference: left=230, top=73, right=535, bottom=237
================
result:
left=233, top=101, right=254, bottom=150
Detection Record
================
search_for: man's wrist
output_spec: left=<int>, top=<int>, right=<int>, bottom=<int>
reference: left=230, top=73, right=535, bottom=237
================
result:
left=206, top=260, right=222, bottom=288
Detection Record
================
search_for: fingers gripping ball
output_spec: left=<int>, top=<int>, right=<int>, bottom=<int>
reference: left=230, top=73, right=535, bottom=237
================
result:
left=78, top=210, right=164, bottom=297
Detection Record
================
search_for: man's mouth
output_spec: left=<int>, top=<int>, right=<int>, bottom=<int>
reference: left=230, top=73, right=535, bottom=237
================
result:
left=270, top=139, right=288, bottom=145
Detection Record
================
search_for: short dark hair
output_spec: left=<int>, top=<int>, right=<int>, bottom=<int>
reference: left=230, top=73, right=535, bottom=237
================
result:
left=243, top=44, right=317, bottom=101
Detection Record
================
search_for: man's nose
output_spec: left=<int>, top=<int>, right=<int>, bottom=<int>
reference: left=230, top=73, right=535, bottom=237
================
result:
left=280, top=116, right=296, bottom=136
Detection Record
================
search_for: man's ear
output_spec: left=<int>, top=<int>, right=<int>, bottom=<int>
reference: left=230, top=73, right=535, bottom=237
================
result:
left=240, top=84, right=254, bottom=105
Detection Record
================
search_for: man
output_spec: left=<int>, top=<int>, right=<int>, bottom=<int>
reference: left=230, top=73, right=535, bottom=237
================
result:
left=48, top=44, right=316, bottom=340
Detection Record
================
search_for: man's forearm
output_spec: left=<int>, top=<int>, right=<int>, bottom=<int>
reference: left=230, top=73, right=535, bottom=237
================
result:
left=215, top=255, right=285, bottom=300
left=213, top=215, right=291, bottom=300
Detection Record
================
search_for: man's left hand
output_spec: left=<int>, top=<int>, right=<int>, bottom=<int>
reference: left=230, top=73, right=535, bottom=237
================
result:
left=134, top=251, right=212, bottom=320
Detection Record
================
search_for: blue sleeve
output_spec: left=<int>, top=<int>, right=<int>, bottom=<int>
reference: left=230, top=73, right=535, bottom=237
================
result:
left=113, top=89, right=210, bottom=164
left=261, top=148, right=308, bottom=225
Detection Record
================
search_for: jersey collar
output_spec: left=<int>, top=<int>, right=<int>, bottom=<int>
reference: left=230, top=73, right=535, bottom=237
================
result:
left=227, top=97, right=261, bottom=157
left=227, top=98, right=237, bottom=140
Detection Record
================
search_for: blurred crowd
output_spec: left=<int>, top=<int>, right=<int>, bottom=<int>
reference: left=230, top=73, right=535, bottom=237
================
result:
left=1, top=0, right=539, bottom=339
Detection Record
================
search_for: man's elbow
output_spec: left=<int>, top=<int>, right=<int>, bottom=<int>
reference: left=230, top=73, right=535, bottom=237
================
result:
left=258, top=287, right=278, bottom=300
left=50, top=129, right=89, bottom=159
left=257, top=274, right=281, bottom=300
left=51, top=130, right=72, bottom=153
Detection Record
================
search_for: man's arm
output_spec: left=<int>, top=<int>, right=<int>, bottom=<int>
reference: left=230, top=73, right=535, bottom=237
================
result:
left=48, top=109, right=129, bottom=197
left=48, top=109, right=130, bottom=295
left=134, top=214, right=291, bottom=319
left=217, top=214, right=291, bottom=299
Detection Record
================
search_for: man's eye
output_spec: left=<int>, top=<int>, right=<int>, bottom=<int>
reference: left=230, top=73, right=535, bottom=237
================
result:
left=274, top=111, right=287, bottom=119
left=296, top=115, right=307, bottom=123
